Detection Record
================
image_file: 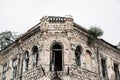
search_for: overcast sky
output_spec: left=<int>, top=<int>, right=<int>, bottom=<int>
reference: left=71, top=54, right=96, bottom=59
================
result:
left=0, top=0, right=120, bottom=45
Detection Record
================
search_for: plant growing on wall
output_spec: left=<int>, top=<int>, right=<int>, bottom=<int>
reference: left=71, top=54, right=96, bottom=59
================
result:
left=87, top=25, right=104, bottom=46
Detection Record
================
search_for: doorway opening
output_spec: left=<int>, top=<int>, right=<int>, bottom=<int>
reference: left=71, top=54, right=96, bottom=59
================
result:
left=50, top=43, right=63, bottom=71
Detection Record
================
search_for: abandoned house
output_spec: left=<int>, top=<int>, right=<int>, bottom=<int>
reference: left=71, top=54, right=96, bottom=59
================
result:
left=0, top=16, right=120, bottom=80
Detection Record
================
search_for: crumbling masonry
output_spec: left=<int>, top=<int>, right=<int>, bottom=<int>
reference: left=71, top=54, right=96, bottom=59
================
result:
left=0, top=16, right=120, bottom=80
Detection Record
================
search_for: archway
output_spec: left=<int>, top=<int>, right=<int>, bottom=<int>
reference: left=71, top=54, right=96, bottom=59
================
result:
left=50, top=42, right=63, bottom=71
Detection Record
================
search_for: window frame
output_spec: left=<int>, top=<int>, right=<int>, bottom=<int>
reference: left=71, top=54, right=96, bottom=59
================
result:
left=75, top=45, right=82, bottom=66
left=101, top=58, right=108, bottom=78
left=32, top=46, right=39, bottom=68
left=23, top=51, right=29, bottom=72
left=85, top=50, right=92, bottom=70
left=114, top=63, right=120, bottom=80
left=12, top=58, right=18, bottom=79
left=2, top=63, right=7, bottom=80
left=50, top=42, right=63, bottom=71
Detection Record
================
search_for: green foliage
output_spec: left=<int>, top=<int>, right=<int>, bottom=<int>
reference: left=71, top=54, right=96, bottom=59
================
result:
left=0, top=31, right=18, bottom=50
left=87, top=26, right=104, bottom=46
left=89, top=26, right=104, bottom=38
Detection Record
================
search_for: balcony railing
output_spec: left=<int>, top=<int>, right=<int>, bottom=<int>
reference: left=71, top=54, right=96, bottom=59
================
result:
left=16, top=65, right=100, bottom=80
left=22, top=65, right=45, bottom=80
left=69, top=65, right=100, bottom=80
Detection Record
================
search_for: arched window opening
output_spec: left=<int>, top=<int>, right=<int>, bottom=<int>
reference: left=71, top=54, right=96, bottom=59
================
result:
left=50, top=43, right=63, bottom=71
left=12, top=58, right=18, bottom=79
left=75, top=45, right=82, bottom=66
left=86, top=50, right=92, bottom=70
left=2, top=63, right=7, bottom=80
left=23, top=51, right=29, bottom=72
left=32, top=46, right=39, bottom=67
left=114, top=63, right=120, bottom=80
left=101, top=58, right=107, bottom=77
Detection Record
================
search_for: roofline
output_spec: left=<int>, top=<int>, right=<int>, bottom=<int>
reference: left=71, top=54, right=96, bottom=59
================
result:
left=20, top=22, right=41, bottom=38
left=73, top=22, right=120, bottom=52
left=99, top=39, right=120, bottom=52
left=0, top=22, right=41, bottom=53
left=0, top=18, right=120, bottom=53
left=73, top=22, right=88, bottom=33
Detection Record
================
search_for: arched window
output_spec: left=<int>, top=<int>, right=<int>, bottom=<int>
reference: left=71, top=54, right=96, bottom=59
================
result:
left=12, top=58, right=18, bottom=79
left=85, top=50, right=92, bottom=70
left=114, top=63, right=120, bottom=80
left=32, top=46, right=39, bottom=67
left=50, top=43, right=63, bottom=71
left=75, top=45, right=82, bottom=66
left=23, top=51, right=29, bottom=72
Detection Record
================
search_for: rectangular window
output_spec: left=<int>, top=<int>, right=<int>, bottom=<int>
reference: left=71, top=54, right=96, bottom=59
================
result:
left=114, top=63, right=120, bottom=80
left=2, top=63, right=7, bottom=80
left=12, top=58, right=18, bottom=79
left=101, top=58, right=107, bottom=77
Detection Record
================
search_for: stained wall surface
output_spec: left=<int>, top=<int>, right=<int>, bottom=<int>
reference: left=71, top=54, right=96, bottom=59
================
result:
left=0, top=16, right=120, bottom=80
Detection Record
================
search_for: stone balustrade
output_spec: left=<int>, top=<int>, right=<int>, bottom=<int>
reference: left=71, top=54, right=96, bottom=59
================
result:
left=69, top=65, right=100, bottom=80
left=22, top=65, right=45, bottom=80
left=15, top=65, right=100, bottom=80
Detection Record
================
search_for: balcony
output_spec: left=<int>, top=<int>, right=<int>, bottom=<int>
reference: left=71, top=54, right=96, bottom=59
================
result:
left=69, top=65, right=100, bottom=80
left=17, top=65, right=99, bottom=80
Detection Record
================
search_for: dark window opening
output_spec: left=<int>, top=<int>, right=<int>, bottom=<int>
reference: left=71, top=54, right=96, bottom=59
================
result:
left=101, top=58, right=107, bottom=77
left=13, top=67, right=17, bottom=78
left=114, top=63, right=120, bottom=80
left=54, top=51, right=62, bottom=71
left=24, top=51, right=29, bottom=71
left=12, top=58, right=18, bottom=79
left=51, top=43, right=63, bottom=71
left=75, top=46, right=81, bottom=66
left=25, top=59, right=29, bottom=71
left=2, top=63, right=7, bottom=80
left=32, top=46, right=39, bottom=67
left=53, top=44, right=62, bottom=49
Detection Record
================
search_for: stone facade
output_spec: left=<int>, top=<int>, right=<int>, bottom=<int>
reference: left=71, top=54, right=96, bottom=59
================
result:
left=0, top=16, right=120, bottom=80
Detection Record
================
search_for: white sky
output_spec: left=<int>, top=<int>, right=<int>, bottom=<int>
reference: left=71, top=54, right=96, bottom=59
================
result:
left=0, top=0, right=120, bottom=45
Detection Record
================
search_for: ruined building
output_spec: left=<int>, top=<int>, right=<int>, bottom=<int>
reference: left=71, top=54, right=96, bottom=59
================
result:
left=0, top=16, right=120, bottom=80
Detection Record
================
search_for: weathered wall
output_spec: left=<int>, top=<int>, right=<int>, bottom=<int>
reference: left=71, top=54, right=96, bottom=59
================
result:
left=98, top=42, right=120, bottom=80
left=0, top=16, right=119, bottom=80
